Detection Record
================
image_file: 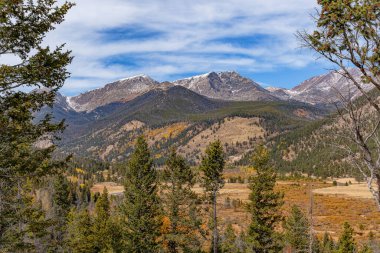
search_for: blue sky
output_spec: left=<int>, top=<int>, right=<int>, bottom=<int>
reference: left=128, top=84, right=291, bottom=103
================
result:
left=41, top=0, right=332, bottom=96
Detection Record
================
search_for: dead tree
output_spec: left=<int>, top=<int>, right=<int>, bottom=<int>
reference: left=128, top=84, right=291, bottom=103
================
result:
left=330, top=82, right=380, bottom=210
left=298, top=1, right=380, bottom=210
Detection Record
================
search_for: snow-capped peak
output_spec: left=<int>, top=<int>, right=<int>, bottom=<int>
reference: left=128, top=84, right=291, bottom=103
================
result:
left=119, top=74, right=150, bottom=82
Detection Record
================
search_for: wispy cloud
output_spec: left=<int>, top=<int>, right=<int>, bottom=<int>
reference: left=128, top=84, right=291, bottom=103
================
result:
left=43, top=0, right=323, bottom=95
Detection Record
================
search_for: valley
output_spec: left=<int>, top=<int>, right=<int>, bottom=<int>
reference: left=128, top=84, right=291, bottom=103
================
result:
left=91, top=179, right=380, bottom=241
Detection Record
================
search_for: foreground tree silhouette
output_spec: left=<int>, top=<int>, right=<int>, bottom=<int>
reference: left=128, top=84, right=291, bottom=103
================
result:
left=246, top=146, right=284, bottom=253
left=0, top=0, right=73, bottom=251
left=200, top=140, right=225, bottom=253
left=121, top=136, right=162, bottom=252
left=161, top=148, right=203, bottom=252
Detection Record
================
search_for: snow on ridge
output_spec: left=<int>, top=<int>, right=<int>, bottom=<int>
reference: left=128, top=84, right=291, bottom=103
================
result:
left=119, top=74, right=149, bottom=82
left=174, top=72, right=212, bottom=82
left=66, top=96, right=83, bottom=112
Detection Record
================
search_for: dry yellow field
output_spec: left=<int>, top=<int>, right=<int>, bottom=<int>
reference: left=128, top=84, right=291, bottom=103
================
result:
left=91, top=180, right=380, bottom=241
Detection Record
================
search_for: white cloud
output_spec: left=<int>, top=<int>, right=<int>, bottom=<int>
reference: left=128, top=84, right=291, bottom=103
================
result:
left=42, top=0, right=321, bottom=94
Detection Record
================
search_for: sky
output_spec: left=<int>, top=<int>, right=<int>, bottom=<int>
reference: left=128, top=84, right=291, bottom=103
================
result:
left=43, top=0, right=332, bottom=96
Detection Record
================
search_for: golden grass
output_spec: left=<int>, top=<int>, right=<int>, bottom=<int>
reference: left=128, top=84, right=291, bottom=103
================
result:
left=91, top=180, right=380, bottom=241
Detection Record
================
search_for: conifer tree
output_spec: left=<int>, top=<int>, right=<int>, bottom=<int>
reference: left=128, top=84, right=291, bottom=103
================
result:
left=245, top=146, right=284, bottom=253
left=161, top=148, right=203, bottom=253
left=66, top=208, right=95, bottom=253
left=2, top=180, right=52, bottom=252
left=200, top=140, right=225, bottom=253
left=50, top=174, right=72, bottom=251
left=107, top=215, right=123, bottom=253
left=0, top=0, right=73, bottom=251
left=220, top=223, right=241, bottom=253
left=93, top=187, right=112, bottom=252
left=337, top=222, right=357, bottom=253
left=283, top=205, right=309, bottom=253
left=121, top=136, right=162, bottom=252
left=322, top=232, right=335, bottom=253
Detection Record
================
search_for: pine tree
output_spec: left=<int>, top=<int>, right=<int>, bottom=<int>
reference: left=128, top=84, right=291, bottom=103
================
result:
left=92, top=187, right=112, bottom=252
left=336, top=222, right=356, bottom=253
left=200, top=140, right=225, bottom=253
left=322, top=232, right=335, bottom=253
left=283, top=205, right=309, bottom=253
left=0, top=0, right=73, bottom=251
left=220, top=223, right=241, bottom=253
left=121, top=136, right=162, bottom=252
left=66, top=208, right=95, bottom=253
left=50, top=174, right=72, bottom=251
left=2, top=180, right=52, bottom=252
left=161, top=148, right=203, bottom=253
left=245, top=146, right=284, bottom=253
left=91, top=187, right=123, bottom=252
left=107, top=215, right=123, bottom=253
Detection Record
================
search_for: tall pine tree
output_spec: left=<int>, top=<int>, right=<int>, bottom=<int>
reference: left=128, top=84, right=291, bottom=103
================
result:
left=0, top=0, right=73, bottom=251
left=245, top=146, right=284, bottom=253
left=121, top=136, right=162, bottom=252
left=66, top=208, right=95, bottom=253
left=50, top=174, right=72, bottom=251
left=283, top=205, right=310, bottom=253
left=200, top=140, right=225, bottom=253
left=161, top=148, right=203, bottom=253
left=92, top=187, right=112, bottom=252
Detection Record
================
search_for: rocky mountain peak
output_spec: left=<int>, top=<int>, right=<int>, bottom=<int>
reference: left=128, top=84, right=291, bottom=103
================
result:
left=68, top=74, right=159, bottom=112
left=173, top=71, right=276, bottom=101
left=267, top=69, right=375, bottom=104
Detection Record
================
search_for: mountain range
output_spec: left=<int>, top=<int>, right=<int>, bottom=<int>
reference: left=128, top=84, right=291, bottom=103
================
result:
left=42, top=69, right=372, bottom=164
left=61, top=69, right=370, bottom=113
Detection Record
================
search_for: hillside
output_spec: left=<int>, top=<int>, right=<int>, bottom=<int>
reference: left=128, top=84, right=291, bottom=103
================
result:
left=263, top=91, right=380, bottom=178
left=50, top=85, right=327, bottom=164
left=43, top=69, right=377, bottom=170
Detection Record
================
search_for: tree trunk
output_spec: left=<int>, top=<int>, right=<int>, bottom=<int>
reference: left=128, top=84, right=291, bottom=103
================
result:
left=213, top=191, right=218, bottom=253
left=376, top=173, right=380, bottom=211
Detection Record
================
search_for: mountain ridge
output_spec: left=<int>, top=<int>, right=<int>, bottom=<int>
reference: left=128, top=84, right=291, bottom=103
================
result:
left=61, top=69, right=373, bottom=114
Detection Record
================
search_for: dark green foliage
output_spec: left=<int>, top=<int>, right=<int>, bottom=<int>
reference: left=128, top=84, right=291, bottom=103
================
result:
left=66, top=208, right=95, bottom=253
left=336, top=222, right=357, bottom=253
left=121, top=136, right=162, bottom=252
left=161, top=148, right=203, bottom=252
left=200, top=140, right=225, bottom=253
left=50, top=174, right=72, bottom=251
left=246, top=146, right=284, bottom=253
left=1, top=180, right=52, bottom=252
left=53, top=174, right=72, bottom=214
left=92, top=187, right=112, bottom=252
left=0, top=0, right=73, bottom=251
left=283, top=205, right=310, bottom=253
left=200, top=140, right=226, bottom=196
left=220, top=223, right=244, bottom=253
